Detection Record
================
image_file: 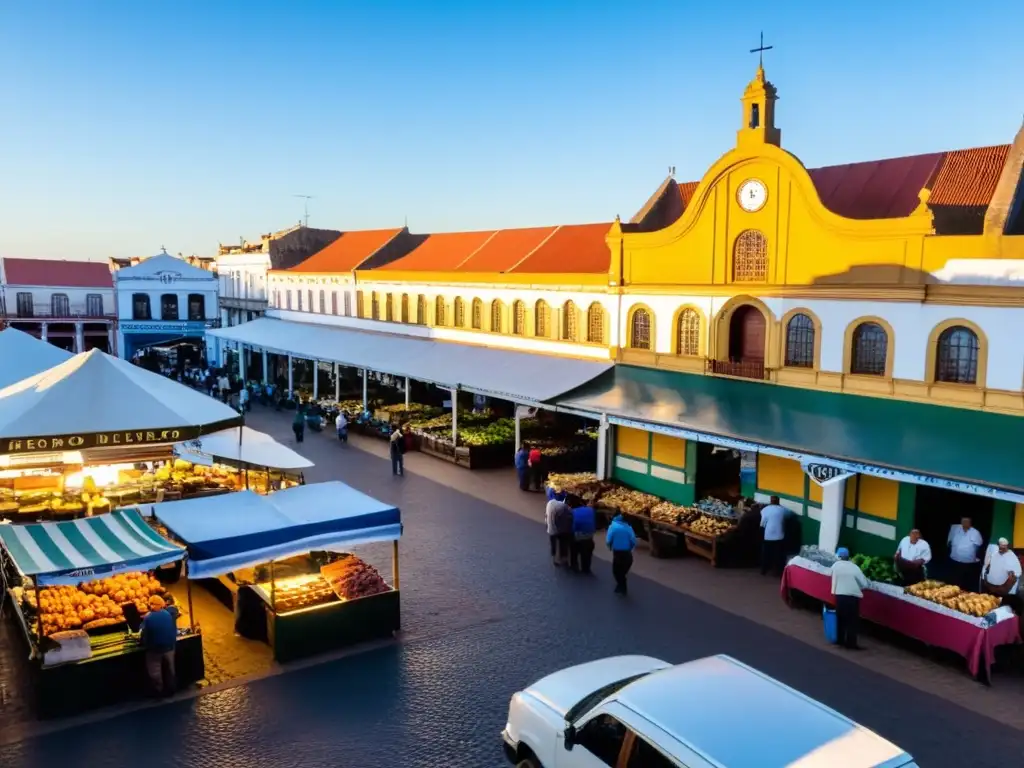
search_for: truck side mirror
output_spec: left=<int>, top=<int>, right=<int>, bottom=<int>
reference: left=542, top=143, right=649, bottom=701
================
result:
left=563, top=724, right=576, bottom=751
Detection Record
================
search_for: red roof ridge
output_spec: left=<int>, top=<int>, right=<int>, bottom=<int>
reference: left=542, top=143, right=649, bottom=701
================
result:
left=503, top=225, right=564, bottom=273
left=810, top=144, right=1010, bottom=172
left=629, top=175, right=676, bottom=224
left=453, top=229, right=503, bottom=270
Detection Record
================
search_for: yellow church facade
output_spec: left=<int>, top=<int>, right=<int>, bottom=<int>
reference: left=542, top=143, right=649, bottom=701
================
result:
left=246, top=65, right=1024, bottom=556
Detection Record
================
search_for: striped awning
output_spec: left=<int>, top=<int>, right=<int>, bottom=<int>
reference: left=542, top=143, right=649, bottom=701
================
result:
left=0, top=509, right=185, bottom=586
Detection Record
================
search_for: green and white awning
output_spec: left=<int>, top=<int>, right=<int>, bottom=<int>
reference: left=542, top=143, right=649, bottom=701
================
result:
left=0, top=509, right=184, bottom=586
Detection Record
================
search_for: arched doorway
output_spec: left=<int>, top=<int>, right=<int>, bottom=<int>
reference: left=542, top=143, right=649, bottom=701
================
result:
left=728, top=305, right=765, bottom=363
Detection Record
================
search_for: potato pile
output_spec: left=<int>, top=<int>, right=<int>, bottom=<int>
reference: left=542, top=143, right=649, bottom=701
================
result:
left=905, top=580, right=1002, bottom=618
left=650, top=502, right=701, bottom=527
left=599, top=487, right=660, bottom=516
left=37, top=572, right=166, bottom=636
left=689, top=514, right=736, bottom=537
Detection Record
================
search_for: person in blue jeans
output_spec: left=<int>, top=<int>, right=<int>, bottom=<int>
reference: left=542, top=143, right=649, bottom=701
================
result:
left=606, top=513, right=638, bottom=595
left=514, top=443, right=529, bottom=491
left=389, top=425, right=406, bottom=476
left=569, top=497, right=596, bottom=574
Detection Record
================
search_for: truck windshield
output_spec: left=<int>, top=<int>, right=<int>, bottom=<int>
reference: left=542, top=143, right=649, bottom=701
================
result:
left=565, top=673, right=650, bottom=724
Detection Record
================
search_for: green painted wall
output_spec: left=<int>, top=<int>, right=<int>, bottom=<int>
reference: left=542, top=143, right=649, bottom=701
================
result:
left=895, top=482, right=916, bottom=541
left=612, top=464, right=695, bottom=506
left=992, top=500, right=1014, bottom=543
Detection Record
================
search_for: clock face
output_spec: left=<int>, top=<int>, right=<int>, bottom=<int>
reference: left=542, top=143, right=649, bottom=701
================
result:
left=737, top=179, right=768, bottom=212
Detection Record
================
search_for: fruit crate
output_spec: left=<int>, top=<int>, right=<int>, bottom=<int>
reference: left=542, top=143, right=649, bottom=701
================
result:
left=683, top=530, right=720, bottom=565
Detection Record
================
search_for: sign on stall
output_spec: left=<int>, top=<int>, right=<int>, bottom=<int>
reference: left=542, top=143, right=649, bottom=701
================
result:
left=4, top=427, right=202, bottom=454
left=801, top=460, right=855, bottom=487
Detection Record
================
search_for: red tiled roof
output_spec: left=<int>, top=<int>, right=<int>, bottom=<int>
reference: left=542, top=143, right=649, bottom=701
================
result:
left=927, top=145, right=1010, bottom=206
left=677, top=181, right=699, bottom=207
left=807, top=153, right=944, bottom=219
left=377, top=230, right=498, bottom=271
left=456, top=226, right=557, bottom=271
left=288, top=228, right=403, bottom=272
left=2, top=258, right=112, bottom=288
left=509, top=223, right=612, bottom=274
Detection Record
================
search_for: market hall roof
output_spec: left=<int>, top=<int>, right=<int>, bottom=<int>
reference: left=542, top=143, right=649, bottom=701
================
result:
left=207, top=317, right=612, bottom=404
left=552, top=365, right=1024, bottom=499
left=282, top=227, right=411, bottom=273
left=630, top=145, right=1014, bottom=235
left=1, top=257, right=113, bottom=288
left=0, top=328, right=73, bottom=390
left=0, top=348, right=242, bottom=452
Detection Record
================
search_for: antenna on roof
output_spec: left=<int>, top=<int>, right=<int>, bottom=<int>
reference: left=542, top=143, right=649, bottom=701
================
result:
left=404, top=214, right=408, bottom=228
left=293, top=195, right=314, bottom=227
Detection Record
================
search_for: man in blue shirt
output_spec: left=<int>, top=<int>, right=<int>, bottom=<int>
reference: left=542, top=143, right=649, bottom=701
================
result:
left=140, top=596, right=178, bottom=697
left=569, top=497, right=597, bottom=574
left=759, top=496, right=791, bottom=577
left=514, top=443, right=529, bottom=491
left=606, top=513, right=638, bottom=595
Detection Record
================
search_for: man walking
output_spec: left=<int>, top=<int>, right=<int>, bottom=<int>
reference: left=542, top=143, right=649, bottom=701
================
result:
left=831, top=547, right=868, bottom=650
left=606, top=513, right=637, bottom=595
left=140, top=595, right=177, bottom=696
left=553, top=497, right=575, bottom=567
left=759, top=496, right=789, bottom=577
left=389, top=425, right=406, bottom=476
left=545, top=491, right=570, bottom=566
left=569, top=497, right=596, bottom=574
left=335, top=410, right=348, bottom=443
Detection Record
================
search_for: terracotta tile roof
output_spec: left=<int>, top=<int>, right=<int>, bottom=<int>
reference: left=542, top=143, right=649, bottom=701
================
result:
left=927, top=145, right=1010, bottom=206
left=288, top=228, right=404, bottom=272
left=509, top=222, right=612, bottom=274
left=677, top=181, right=699, bottom=207
left=807, top=153, right=944, bottom=219
left=456, top=226, right=558, bottom=272
left=376, top=230, right=498, bottom=271
left=2, top=258, right=112, bottom=288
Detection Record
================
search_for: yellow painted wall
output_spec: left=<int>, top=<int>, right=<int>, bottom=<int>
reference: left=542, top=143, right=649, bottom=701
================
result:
left=757, top=455, right=805, bottom=499
left=845, top=476, right=858, bottom=508
left=616, top=426, right=650, bottom=460
left=650, top=433, right=686, bottom=468
left=808, top=481, right=822, bottom=504
left=1015, top=503, right=1024, bottom=548
left=857, top=475, right=899, bottom=520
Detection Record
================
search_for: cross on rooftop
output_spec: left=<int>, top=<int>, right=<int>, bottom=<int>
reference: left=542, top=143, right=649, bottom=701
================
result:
left=750, top=32, right=773, bottom=68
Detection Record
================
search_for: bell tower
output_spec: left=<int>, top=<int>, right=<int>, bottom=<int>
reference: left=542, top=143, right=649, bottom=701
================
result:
left=737, top=34, right=781, bottom=149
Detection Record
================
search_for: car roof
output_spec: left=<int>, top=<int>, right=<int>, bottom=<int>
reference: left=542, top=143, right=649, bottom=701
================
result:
left=612, top=655, right=910, bottom=768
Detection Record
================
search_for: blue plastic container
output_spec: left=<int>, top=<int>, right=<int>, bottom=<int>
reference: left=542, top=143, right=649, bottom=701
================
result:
left=822, top=606, right=838, bottom=644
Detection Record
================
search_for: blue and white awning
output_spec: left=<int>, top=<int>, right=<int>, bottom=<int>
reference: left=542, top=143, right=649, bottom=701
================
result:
left=0, top=509, right=185, bottom=586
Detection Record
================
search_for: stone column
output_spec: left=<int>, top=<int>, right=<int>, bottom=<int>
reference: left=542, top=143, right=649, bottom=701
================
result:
left=334, top=363, right=340, bottom=401
left=313, top=362, right=319, bottom=400
left=450, top=388, right=458, bottom=443
left=108, top=326, right=116, bottom=356
left=287, top=355, right=294, bottom=395
left=404, top=376, right=410, bottom=407
left=817, top=478, right=848, bottom=554
left=240, top=345, right=247, bottom=382
left=261, top=349, right=268, bottom=384
left=361, top=369, right=368, bottom=411
left=75, top=322, right=84, bottom=353
left=514, top=409, right=521, bottom=456
left=596, top=414, right=609, bottom=480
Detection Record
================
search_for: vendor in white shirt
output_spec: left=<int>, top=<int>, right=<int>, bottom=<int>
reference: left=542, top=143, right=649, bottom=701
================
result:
left=982, top=538, right=1021, bottom=605
left=893, top=528, right=931, bottom=586
left=947, top=517, right=983, bottom=591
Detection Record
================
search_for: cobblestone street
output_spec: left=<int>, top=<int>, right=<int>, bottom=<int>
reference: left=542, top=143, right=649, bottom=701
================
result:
left=1, top=405, right=1022, bottom=767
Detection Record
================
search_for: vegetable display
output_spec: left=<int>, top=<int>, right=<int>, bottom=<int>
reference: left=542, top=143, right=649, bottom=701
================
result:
left=327, top=558, right=391, bottom=600
left=34, top=572, right=166, bottom=637
left=850, top=554, right=898, bottom=585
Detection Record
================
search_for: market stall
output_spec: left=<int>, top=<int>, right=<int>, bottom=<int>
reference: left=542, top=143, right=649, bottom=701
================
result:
left=781, top=555, right=1021, bottom=681
left=147, top=481, right=402, bottom=663
left=173, top=425, right=312, bottom=492
left=0, top=509, right=203, bottom=717
left=0, top=349, right=243, bottom=521
left=0, top=327, right=73, bottom=390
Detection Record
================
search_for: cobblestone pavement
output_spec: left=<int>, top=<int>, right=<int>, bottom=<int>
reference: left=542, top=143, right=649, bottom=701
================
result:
left=1, top=405, right=1022, bottom=767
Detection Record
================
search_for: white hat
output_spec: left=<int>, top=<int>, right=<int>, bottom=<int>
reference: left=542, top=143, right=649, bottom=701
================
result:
left=998, top=537, right=1009, bottom=546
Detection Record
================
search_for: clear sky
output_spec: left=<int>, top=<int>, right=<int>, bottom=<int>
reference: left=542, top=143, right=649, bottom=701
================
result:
left=1, top=1, right=1022, bottom=261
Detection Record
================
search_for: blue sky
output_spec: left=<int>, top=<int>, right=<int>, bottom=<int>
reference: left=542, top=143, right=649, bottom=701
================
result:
left=1, top=1, right=1021, bottom=261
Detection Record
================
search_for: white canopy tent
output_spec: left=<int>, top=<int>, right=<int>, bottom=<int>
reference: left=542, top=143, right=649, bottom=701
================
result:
left=0, top=348, right=242, bottom=453
left=0, top=327, right=73, bottom=390
left=174, top=426, right=313, bottom=470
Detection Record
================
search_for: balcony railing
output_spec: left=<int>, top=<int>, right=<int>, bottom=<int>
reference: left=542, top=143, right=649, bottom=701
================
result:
left=706, top=358, right=771, bottom=381
left=1, top=306, right=115, bottom=320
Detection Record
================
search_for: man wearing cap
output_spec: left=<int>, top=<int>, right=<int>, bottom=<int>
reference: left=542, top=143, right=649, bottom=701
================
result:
left=831, top=547, right=869, bottom=650
left=893, top=528, right=931, bottom=586
left=982, top=538, right=1021, bottom=608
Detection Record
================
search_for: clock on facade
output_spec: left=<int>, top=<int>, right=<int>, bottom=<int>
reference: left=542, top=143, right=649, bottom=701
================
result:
left=737, top=179, right=768, bottom=212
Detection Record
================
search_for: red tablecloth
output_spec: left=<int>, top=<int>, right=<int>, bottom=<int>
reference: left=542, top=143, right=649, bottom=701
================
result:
left=781, top=563, right=1021, bottom=681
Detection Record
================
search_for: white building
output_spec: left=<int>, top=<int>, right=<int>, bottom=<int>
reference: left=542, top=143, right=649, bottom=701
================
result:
left=112, top=251, right=219, bottom=362
left=0, top=257, right=116, bottom=353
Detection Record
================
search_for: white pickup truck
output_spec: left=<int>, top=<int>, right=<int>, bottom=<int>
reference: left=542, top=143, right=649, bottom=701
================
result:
left=501, top=654, right=917, bottom=768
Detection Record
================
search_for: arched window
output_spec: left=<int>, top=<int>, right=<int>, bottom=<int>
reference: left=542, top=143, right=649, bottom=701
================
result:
left=354, top=290, right=363, bottom=318
left=784, top=313, right=815, bottom=368
left=132, top=293, right=151, bottom=320
left=630, top=308, right=652, bottom=350
left=187, top=293, right=205, bottom=320
left=563, top=300, right=578, bottom=341
left=385, top=293, right=394, bottom=321
left=676, top=308, right=700, bottom=356
left=512, top=301, right=526, bottom=335
left=732, top=230, right=768, bottom=282
left=417, top=295, right=427, bottom=325
left=490, top=300, right=503, bottom=332
left=936, top=326, right=979, bottom=384
left=160, top=293, right=179, bottom=321
left=471, top=298, right=483, bottom=329
left=435, top=295, right=447, bottom=326
left=371, top=292, right=380, bottom=320
left=401, top=294, right=409, bottom=323
left=319, top=290, right=326, bottom=314
left=534, top=300, right=550, bottom=337
left=586, top=303, right=604, bottom=344
left=850, top=322, right=888, bottom=376
left=454, top=297, right=466, bottom=327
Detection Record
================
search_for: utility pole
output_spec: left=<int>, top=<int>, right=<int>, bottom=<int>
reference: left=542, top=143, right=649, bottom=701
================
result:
left=293, top=195, right=314, bottom=227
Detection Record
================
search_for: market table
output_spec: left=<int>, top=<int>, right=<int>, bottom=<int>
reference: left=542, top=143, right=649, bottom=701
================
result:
left=781, top=558, right=1021, bottom=682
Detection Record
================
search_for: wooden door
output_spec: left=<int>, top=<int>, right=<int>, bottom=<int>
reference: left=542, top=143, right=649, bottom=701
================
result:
left=729, top=306, right=765, bottom=363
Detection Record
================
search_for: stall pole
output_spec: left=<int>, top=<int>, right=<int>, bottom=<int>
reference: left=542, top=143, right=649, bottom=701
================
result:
left=244, top=469, right=250, bottom=490
left=34, top=583, right=42, bottom=642
left=313, top=362, right=319, bottom=400
left=270, top=561, right=276, bottom=611
left=450, top=388, right=458, bottom=443
left=334, top=363, right=340, bottom=401
left=404, top=377, right=410, bottom=407
left=240, top=345, right=248, bottom=382
left=514, top=409, right=522, bottom=455
left=362, top=369, right=368, bottom=412
left=186, top=576, right=196, bottom=632
left=287, top=355, right=294, bottom=395
left=261, top=349, right=269, bottom=385
left=392, top=540, right=400, bottom=590
left=596, top=413, right=609, bottom=481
